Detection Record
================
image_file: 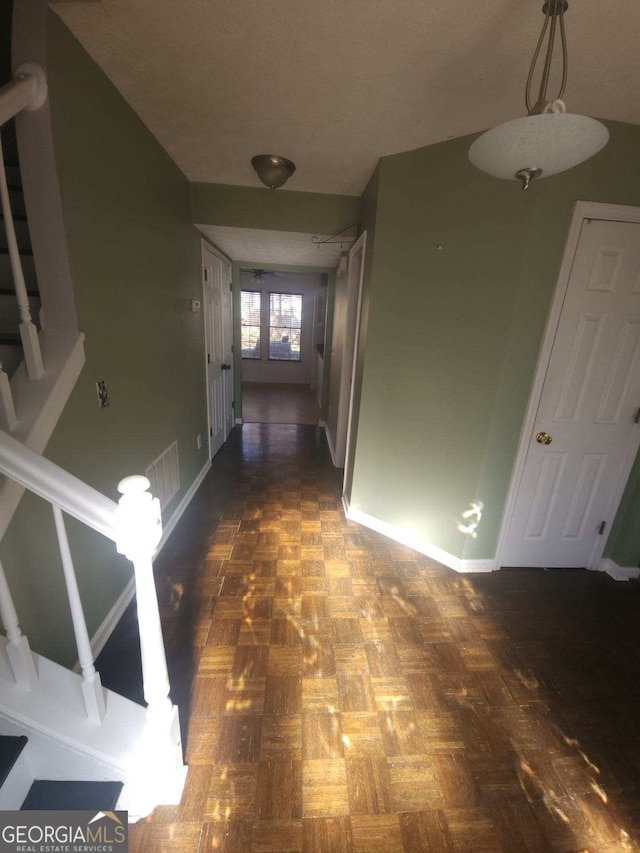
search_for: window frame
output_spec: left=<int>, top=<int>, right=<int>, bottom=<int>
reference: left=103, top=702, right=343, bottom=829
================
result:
left=267, top=291, right=304, bottom=362
left=240, top=289, right=262, bottom=360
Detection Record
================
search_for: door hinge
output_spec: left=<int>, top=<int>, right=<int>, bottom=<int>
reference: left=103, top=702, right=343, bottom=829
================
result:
left=598, top=520, right=607, bottom=536
left=204, top=268, right=208, bottom=281
left=232, top=400, right=235, bottom=409
left=635, top=407, right=640, bottom=424
left=210, top=427, right=213, bottom=437
left=207, top=353, right=211, bottom=364
left=231, top=344, right=234, bottom=354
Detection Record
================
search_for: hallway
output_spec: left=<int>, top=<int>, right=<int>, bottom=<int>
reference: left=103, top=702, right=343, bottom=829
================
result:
left=105, top=424, right=640, bottom=852
left=242, top=382, right=321, bottom=425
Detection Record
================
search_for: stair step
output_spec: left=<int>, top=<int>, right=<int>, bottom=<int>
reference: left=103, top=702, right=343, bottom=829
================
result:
left=0, top=343, right=25, bottom=378
left=0, top=334, right=22, bottom=347
left=22, top=780, right=124, bottom=811
left=0, top=254, right=37, bottom=289
left=0, top=219, right=32, bottom=254
left=0, top=248, right=32, bottom=256
left=0, top=735, right=28, bottom=790
left=0, top=288, right=39, bottom=298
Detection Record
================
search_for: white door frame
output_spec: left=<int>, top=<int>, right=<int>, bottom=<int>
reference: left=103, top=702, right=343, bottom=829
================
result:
left=201, top=239, right=232, bottom=458
left=341, top=231, right=367, bottom=490
left=496, top=201, right=640, bottom=570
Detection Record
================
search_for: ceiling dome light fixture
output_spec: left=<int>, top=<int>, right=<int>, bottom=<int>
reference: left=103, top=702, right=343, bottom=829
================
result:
left=251, top=154, right=296, bottom=190
left=469, top=0, right=609, bottom=190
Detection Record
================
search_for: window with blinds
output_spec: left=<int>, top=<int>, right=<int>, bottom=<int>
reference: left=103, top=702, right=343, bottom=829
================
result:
left=241, top=290, right=261, bottom=358
left=269, top=292, right=302, bottom=361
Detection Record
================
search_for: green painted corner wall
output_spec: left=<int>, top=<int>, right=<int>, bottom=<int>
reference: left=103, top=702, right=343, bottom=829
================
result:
left=0, top=13, right=208, bottom=667
left=191, top=181, right=361, bottom=236
left=349, top=121, right=640, bottom=564
left=603, top=450, right=640, bottom=568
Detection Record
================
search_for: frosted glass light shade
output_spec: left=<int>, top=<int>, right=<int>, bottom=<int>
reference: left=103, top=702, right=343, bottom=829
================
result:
left=469, top=113, right=609, bottom=181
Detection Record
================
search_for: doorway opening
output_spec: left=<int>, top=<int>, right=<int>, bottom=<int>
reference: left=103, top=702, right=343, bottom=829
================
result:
left=239, top=268, right=326, bottom=425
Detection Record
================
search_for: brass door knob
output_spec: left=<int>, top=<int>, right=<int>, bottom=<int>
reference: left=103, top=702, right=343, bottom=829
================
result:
left=536, top=431, right=552, bottom=445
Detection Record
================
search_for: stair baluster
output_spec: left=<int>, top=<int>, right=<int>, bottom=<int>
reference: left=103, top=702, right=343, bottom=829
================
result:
left=0, top=361, right=16, bottom=431
left=0, top=132, right=43, bottom=381
left=0, top=557, right=37, bottom=689
left=52, top=504, right=106, bottom=723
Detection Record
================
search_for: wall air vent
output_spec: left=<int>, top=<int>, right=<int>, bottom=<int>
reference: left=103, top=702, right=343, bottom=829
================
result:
left=145, top=440, right=180, bottom=511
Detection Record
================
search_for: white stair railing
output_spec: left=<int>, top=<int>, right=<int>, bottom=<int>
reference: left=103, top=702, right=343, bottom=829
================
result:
left=0, top=557, right=37, bottom=689
left=52, top=503, right=106, bottom=723
left=0, top=427, right=185, bottom=808
left=0, top=62, right=50, bottom=426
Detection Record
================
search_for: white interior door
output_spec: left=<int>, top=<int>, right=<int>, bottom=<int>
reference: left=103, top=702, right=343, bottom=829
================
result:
left=502, top=217, right=640, bottom=568
left=221, top=259, right=234, bottom=437
left=203, top=244, right=233, bottom=458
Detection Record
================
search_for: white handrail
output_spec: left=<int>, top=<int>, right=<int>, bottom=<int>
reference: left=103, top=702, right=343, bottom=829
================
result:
left=0, top=428, right=117, bottom=540
left=0, top=64, right=48, bottom=128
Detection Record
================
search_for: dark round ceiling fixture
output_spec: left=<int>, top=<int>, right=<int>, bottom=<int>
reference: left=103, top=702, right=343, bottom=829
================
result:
left=251, top=155, right=296, bottom=190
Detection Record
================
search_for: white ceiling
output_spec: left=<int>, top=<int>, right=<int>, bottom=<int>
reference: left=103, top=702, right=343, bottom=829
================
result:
left=196, top=224, right=352, bottom=267
left=51, top=0, right=640, bottom=197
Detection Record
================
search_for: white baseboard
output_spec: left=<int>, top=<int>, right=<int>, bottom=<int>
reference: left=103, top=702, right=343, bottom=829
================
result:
left=598, top=558, right=640, bottom=582
left=324, top=424, right=339, bottom=467
left=83, top=458, right=212, bottom=667
left=235, top=417, right=244, bottom=425
left=342, top=495, right=498, bottom=574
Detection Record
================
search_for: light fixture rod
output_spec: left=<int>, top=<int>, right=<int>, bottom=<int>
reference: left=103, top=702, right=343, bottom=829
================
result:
left=525, top=9, right=550, bottom=113
left=558, top=10, right=568, bottom=101
left=525, top=0, right=569, bottom=115
left=537, top=4, right=559, bottom=108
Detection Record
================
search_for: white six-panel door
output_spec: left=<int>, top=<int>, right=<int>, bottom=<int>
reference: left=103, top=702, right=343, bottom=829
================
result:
left=501, top=216, right=640, bottom=568
left=203, top=244, right=233, bottom=458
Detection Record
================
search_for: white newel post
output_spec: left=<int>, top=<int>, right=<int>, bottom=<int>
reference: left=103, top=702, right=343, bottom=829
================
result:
left=52, top=504, right=106, bottom=723
left=114, top=476, right=186, bottom=816
left=0, top=558, right=37, bottom=689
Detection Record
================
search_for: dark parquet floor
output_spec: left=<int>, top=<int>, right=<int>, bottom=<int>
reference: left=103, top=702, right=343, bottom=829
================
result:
left=98, top=424, right=640, bottom=852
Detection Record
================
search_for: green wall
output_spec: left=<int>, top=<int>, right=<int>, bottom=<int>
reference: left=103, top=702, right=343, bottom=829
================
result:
left=604, top=452, right=640, bottom=566
left=191, top=182, right=361, bottom=236
left=349, top=121, right=640, bottom=565
left=0, top=13, right=208, bottom=666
